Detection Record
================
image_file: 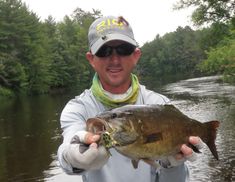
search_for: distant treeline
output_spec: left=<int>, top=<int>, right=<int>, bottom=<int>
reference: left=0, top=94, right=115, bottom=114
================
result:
left=137, top=24, right=235, bottom=86
left=0, top=0, right=234, bottom=97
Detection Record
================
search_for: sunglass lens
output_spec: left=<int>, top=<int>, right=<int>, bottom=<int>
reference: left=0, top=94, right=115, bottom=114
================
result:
left=116, top=44, right=136, bottom=56
left=95, top=43, right=136, bottom=57
left=95, top=45, right=112, bottom=57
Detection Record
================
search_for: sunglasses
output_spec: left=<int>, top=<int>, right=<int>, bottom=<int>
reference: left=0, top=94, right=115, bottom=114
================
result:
left=95, top=43, right=136, bottom=57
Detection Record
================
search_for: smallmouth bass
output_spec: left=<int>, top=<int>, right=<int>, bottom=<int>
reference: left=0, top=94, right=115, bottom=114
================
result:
left=86, top=104, right=219, bottom=168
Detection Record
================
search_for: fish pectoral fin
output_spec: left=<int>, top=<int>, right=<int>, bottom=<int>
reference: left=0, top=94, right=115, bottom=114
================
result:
left=114, top=131, right=138, bottom=146
left=142, top=158, right=161, bottom=169
left=131, top=159, right=139, bottom=169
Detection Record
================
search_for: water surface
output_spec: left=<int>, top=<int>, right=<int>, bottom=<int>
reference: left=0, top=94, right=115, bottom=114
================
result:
left=161, top=76, right=235, bottom=182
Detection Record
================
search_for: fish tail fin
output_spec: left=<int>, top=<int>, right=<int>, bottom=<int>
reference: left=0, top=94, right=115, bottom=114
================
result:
left=204, top=120, right=220, bottom=160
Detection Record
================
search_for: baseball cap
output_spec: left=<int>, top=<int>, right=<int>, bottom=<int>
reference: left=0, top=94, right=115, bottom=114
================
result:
left=88, top=16, right=138, bottom=54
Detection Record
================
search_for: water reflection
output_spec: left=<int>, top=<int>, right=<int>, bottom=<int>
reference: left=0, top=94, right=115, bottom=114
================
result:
left=0, top=95, right=65, bottom=182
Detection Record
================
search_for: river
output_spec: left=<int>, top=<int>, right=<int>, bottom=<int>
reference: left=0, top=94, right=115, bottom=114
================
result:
left=0, top=75, right=234, bottom=182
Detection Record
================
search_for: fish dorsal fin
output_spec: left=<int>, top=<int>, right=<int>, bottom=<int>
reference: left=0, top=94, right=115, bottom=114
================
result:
left=145, top=132, right=163, bottom=143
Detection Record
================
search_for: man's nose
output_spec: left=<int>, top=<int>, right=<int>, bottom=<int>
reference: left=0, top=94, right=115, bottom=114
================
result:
left=109, top=50, right=121, bottom=64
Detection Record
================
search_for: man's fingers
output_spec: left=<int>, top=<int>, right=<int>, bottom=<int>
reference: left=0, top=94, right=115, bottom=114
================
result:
left=84, top=133, right=100, bottom=144
left=179, top=136, right=205, bottom=162
left=179, top=137, right=204, bottom=158
left=181, top=144, right=193, bottom=156
left=167, top=137, right=203, bottom=167
left=189, top=136, right=205, bottom=150
left=79, top=145, right=99, bottom=164
left=189, top=136, right=200, bottom=145
left=178, top=144, right=198, bottom=162
left=81, top=144, right=109, bottom=167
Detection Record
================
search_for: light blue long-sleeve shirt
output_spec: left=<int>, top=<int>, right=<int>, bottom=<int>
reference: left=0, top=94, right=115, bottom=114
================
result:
left=57, top=84, right=189, bottom=182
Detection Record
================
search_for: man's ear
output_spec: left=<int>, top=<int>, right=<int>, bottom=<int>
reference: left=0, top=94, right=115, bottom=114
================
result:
left=133, top=48, right=141, bottom=65
left=86, top=52, right=95, bottom=68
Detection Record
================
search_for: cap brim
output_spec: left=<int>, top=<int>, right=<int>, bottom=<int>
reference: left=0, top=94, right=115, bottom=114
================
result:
left=90, top=33, right=137, bottom=54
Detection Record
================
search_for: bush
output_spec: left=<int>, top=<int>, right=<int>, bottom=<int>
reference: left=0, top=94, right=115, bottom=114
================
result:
left=0, top=86, right=15, bottom=97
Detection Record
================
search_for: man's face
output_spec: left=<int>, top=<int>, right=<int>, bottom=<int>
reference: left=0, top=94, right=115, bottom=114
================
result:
left=86, top=40, right=141, bottom=94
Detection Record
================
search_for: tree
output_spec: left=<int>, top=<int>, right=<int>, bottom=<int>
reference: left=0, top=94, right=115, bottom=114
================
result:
left=138, top=26, right=206, bottom=86
left=199, top=30, right=235, bottom=83
left=174, top=0, right=235, bottom=83
left=174, top=0, right=235, bottom=26
left=52, top=9, right=101, bottom=91
left=0, top=0, right=27, bottom=91
left=0, top=0, right=104, bottom=96
left=0, top=0, right=54, bottom=94
left=42, top=16, right=66, bottom=90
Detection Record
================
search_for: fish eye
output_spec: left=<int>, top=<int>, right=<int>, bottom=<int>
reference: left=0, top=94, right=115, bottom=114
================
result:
left=111, top=113, right=117, bottom=119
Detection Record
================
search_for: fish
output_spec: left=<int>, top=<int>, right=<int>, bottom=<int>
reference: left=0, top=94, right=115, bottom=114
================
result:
left=86, top=104, right=219, bottom=168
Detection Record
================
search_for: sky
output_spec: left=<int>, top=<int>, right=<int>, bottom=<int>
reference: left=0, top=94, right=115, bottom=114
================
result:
left=22, top=0, right=194, bottom=45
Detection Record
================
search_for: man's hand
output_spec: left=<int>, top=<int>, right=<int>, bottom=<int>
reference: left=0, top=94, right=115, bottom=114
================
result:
left=179, top=136, right=204, bottom=161
left=160, top=136, right=205, bottom=168
left=63, top=131, right=109, bottom=172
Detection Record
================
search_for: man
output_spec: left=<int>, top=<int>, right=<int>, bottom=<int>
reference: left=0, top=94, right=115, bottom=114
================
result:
left=57, top=15, right=204, bottom=182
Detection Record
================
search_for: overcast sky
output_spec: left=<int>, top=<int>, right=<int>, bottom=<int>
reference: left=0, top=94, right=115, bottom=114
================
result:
left=22, top=0, right=194, bottom=45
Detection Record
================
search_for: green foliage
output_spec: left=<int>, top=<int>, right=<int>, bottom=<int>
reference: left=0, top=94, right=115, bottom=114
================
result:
left=0, top=86, right=14, bottom=97
left=0, top=0, right=52, bottom=94
left=0, top=0, right=28, bottom=91
left=138, top=26, right=206, bottom=85
left=173, top=0, right=235, bottom=84
left=0, top=52, right=26, bottom=90
left=199, top=30, right=235, bottom=83
left=174, top=0, right=235, bottom=26
left=0, top=0, right=100, bottom=95
left=197, top=22, right=230, bottom=51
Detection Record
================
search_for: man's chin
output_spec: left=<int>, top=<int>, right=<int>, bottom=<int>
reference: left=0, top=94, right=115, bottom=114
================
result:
left=108, top=78, right=122, bottom=85
left=106, top=76, right=123, bottom=86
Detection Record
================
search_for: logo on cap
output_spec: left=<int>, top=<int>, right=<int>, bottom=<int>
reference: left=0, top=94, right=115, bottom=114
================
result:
left=96, top=18, right=125, bottom=35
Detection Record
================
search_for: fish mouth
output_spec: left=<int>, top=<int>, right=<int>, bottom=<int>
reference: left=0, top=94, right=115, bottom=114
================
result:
left=86, top=118, right=118, bottom=148
left=86, top=117, right=111, bottom=134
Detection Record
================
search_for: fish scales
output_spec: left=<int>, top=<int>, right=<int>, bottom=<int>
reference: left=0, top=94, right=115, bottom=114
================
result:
left=86, top=104, right=219, bottom=168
